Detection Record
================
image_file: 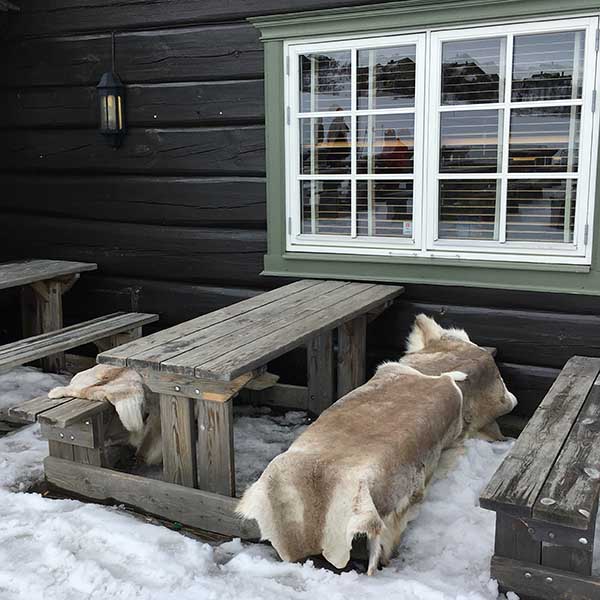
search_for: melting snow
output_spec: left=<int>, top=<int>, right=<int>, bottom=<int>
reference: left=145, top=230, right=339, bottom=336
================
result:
left=0, top=368, right=598, bottom=600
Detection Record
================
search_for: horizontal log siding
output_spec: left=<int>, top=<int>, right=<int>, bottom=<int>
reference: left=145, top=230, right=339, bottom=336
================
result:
left=2, top=0, right=599, bottom=420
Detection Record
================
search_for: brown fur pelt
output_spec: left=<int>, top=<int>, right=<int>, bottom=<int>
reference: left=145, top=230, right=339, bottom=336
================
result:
left=237, top=315, right=517, bottom=575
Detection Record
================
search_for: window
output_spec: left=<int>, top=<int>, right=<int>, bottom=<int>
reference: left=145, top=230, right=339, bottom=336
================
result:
left=285, top=17, right=599, bottom=265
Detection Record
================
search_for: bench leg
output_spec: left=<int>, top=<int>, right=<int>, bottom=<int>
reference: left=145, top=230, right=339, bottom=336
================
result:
left=307, top=330, right=335, bottom=416
left=196, top=397, right=235, bottom=497
left=160, top=394, right=197, bottom=488
left=337, top=315, right=367, bottom=399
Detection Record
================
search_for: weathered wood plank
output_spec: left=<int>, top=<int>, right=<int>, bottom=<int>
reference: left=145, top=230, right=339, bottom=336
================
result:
left=337, top=315, right=367, bottom=398
left=542, top=542, right=594, bottom=577
left=43, top=456, right=259, bottom=539
left=239, top=383, right=309, bottom=410
left=41, top=421, right=97, bottom=449
left=2, top=175, right=266, bottom=228
left=152, top=281, right=350, bottom=375
left=491, top=555, right=600, bottom=600
left=201, top=284, right=403, bottom=381
left=494, top=512, right=541, bottom=564
left=533, top=375, right=600, bottom=530
left=480, top=356, right=600, bottom=517
left=98, top=280, right=318, bottom=366
left=38, top=397, right=108, bottom=428
left=48, top=440, right=74, bottom=461
left=307, top=330, right=335, bottom=416
left=8, top=395, right=74, bottom=423
left=160, top=395, right=197, bottom=488
left=196, top=398, right=235, bottom=497
left=0, top=80, right=264, bottom=129
left=36, top=280, right=65, bottom=372
left=3, top=215, right=267, bottom=287
left=0, top=259, right=96, bottom=290
left=0, top=127, right=265, bottom=176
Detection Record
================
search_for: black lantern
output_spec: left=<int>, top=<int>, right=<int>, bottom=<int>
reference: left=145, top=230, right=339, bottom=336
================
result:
left=97, top=71, right=126, bottom=148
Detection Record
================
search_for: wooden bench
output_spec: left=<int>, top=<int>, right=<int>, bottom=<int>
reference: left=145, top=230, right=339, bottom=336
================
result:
left=39, top=279, right=403, bottom=537
left=480, top=355, right=600, bottom=600
left=0, top=311, right=159, bottom=373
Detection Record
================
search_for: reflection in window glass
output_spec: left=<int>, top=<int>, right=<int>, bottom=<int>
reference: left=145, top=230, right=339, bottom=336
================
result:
left=438, top=180, right=499, bottom=240
left=512, top=31, right=585, bottom=102
left=301, top=180, right=352, bottom=235
left=507, top=179, right=577, bottom=242
left=356, top=181, right=413, bottom=237
left=509, top=106, right=580, bottom=172
left=442, top=37, right=505, bottom=105
left=300, top=51, right=352, bottom=112
left=357, top=46, right=416, bottom=110
left=357, top=114, right=414, bottom=174
left=440, top=110, right=503, bottom=173
left=301, top=116, right=351, bottom=174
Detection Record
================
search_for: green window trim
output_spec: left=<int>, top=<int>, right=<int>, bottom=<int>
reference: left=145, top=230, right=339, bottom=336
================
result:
left=251, top=0, right=600, bottom=295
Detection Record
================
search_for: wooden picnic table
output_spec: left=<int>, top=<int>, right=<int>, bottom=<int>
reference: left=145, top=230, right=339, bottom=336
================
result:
left=1, top=259, right=97, bottom=371
left=98, top=279, right=403, bottom=499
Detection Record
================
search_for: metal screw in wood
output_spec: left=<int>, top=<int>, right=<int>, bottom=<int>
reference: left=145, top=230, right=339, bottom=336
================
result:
left=524, top=572, right=532, bottom=579
left=540, top=497, right=556, bottom=506
left=70, top=435, right=75, bottom=441
left=195, top=389, right=200, bottom=395
left=545, top=577, right=553, bottom=584
left=59, top=433, right=64, bottom=438
left=85, top=421, right=90, bottom=426
left=175, top=386, right=181, bottom=392
left=578, top=508, right=591, bottom=518
left=579, top=537, right=588, bottom=545
left=527, top=527, right=535, bottom=535
left=548, top=532, right=555, bottom=539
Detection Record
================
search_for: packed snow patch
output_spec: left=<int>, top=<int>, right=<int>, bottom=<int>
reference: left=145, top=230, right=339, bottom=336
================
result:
left=1, top=368, right=599, bottom=600
left=0, top=366, right=68, bottom=412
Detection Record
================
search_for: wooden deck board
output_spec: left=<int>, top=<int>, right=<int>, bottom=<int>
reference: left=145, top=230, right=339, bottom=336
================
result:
left=0, top=259, right=96, bottom=290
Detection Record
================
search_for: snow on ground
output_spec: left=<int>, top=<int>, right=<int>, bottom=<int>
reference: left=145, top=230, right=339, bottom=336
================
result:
left=0, top=366, right=68, bottom=412
left=0, top=368, right=598, bottom=600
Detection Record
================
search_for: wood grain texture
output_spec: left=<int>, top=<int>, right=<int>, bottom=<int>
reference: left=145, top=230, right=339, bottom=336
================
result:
left=307, top=330, right=335, bottom=416
left=494, top=512, right=541, bottom=564
left=239, top=383, right=309, bottom=411
left=0, top=259, right=96, bottom=290
left=2, top=215, right=267, bottom=287
left=160, top=394, right=197, bottom=488
left=533, top=376, right=600, bottom=530
left=337, top=315, right=367, bottom=399
left=542, top=542, right=594, bottom=577
left=196, top=398, right=235, bottom=496
left=1, top=80, right=264, bottom=129
left=8, top=395, right=74, bottom=423
left=0, top=127, right=265, bottom=176
left=480, top=356, right=600, bottom=517
left=36, top=279, right=65, bottom=372
left=43, top=456, right=259, bottom=538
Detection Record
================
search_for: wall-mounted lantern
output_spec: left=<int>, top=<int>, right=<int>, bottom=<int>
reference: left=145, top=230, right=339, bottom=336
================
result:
left=97, top=33, right=126, bottom=148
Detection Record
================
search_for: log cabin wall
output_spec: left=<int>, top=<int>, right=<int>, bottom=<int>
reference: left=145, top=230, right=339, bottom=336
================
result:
left=1, top=1, right=600, bottom=420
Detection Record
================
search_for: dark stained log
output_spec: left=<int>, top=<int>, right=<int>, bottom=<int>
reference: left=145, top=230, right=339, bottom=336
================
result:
left=1, top=215, right=267, bottom=287
left=2, top=175, right=266, bottom=228
left=0, top=80, right=264, bottom=129
left=62, top=276, right=265, bottom=328
left=7, top=0, right=400, bottom=38
left=370, top=301, right=600, bottom=369
left=402, top=284, right=600, bottom=315
left=1, top=24, right=261, bottom=87
left=116, top=25, right=262, bottom=84
left=0, top=127, right=265, bottom=176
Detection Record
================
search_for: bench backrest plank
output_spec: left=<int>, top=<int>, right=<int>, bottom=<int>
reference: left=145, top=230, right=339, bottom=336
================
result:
left=533, top=374, right=600, bottom=530
left=480, top=355, right=600, bottom=518
left=98, top=279, right=321, bottom=367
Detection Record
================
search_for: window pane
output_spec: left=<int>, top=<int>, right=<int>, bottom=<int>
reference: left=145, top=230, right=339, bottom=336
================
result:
left=301, top=116, right=351, bottom=174
left=357, top=114, right=414, bottom=174
left=509, top=106, right=580, bottom=172
left=440, top=109, right=503, bottom=173
left=301, top=180, right=351, bottom=235
left=507, top=179, right=576, bottom=242
left=439, top=180, right=499, bottom=240
left=357, top=180, right=413, bottom=237
left=300, top=51, right=351, bottom=112
left=357, top=45, right=416, bottom=110
left=512, top=31, right=585, bottom=102
left=442, top=37, right=505, bottom=105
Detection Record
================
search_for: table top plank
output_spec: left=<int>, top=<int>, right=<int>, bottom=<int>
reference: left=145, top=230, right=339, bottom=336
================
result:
left=98, top=279, right=321, bottom=367
left=198, top=283, right=403, bottom=381
left=480, top=355, right=600, bottom=518
left=127, top=280, right=348, bottom=372
left=161, top=281, right=371, bottom=376
left=0, top=259, right=97, bottom=290
left=533, top=373, right=600, bottom=530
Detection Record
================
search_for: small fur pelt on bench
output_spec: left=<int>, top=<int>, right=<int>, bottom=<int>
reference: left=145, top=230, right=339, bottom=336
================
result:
left=48, top=364, right=161, bottom=463
left=237, top=315, right=517, bottom=575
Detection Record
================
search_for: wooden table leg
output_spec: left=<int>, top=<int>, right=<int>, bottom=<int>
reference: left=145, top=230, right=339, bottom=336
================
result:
left=196, top=397, right=235, bottom=496
left=307, top=330, right=335, bottom=416
left=160, top=394, right=197, bottom=488
left=337, top=315, right=367, bottom=399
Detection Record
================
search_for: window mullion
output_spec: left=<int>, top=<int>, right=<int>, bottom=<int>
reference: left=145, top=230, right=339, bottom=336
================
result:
left=499, top=33, right=514, bottom=244
left=351, top=47, right=357, bottom=238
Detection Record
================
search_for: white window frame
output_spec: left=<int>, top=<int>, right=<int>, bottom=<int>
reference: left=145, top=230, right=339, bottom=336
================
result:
left=284, top=15, right=600, bottom=265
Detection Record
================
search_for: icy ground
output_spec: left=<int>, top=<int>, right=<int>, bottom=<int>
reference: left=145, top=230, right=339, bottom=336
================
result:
left=0, top=367, right=598, bottom=600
